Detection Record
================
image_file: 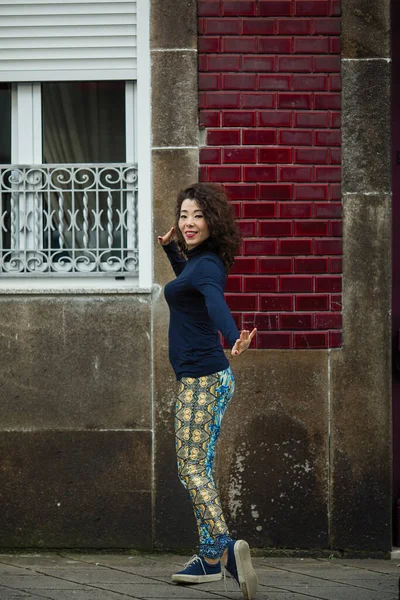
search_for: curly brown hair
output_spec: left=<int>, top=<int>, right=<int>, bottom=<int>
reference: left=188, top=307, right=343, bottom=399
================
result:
left=174, top=182, right=241, bottom=272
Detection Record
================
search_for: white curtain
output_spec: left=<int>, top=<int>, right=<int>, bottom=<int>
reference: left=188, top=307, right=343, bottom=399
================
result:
left=42, top=81, right=126, bottom=251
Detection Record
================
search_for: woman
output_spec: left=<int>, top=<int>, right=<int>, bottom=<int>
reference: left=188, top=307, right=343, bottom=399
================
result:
left=158, top=182, right=258, bottom=600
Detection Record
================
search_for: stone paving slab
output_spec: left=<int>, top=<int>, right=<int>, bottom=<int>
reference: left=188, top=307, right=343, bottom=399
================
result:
left=0, top=554, right=398, bottom=600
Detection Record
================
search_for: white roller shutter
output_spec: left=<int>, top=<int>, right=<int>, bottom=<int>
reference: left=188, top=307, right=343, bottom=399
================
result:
left=0, top=0, right=137, bottom=81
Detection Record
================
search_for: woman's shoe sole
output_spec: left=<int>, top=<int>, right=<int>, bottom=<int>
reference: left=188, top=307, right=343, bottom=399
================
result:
left=171, top=572, right=222, bottom=584
left=234, top=540, right=258, bottom=599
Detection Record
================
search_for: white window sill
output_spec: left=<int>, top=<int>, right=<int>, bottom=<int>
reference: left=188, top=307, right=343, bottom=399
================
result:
left=0, top=278, right=152, bottom=295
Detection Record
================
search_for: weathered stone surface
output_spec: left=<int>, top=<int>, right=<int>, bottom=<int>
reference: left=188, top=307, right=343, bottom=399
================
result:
left=0, top=431, right=152, bottom=548
left=342, top=60, right=391, bottom=193
left=216, top=351, right=329, bottom=549
left=151, top=0, right=197, bottom=50
left=154, top=350, right=330, bottom=551
left=342, top=0, right=390, bottom=58
left=151, top=51, right=198, bottom=148
left=0, top=297, right=151, bottom=429
left=330, top=194, right=392, bottom=552
left=152, top=148, right=198, bottom=286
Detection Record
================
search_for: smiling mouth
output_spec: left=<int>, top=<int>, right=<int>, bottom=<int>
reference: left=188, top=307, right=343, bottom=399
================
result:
left=185, top=231, right=198, bottom=238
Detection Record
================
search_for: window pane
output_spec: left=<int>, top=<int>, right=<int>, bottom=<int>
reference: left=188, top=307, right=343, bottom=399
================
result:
left=42, top=81, right=126, bottom=163
left=0, top=83, right=11, bottom=163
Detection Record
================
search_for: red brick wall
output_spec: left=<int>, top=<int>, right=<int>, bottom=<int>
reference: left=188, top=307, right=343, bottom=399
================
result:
left=198, top=0, right=342, bottom=349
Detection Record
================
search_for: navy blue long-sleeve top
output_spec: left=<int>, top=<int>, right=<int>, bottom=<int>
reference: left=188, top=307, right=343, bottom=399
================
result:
left=163, top=239, right=240, bottom=380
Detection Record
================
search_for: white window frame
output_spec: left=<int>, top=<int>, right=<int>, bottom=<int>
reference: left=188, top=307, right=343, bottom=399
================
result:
left=0, top=0, right=152, bottom=294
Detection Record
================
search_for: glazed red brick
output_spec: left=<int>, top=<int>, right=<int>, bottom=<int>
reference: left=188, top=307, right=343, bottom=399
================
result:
left=225, top=184, right=256, bottom=200
left=259, top=1, right=292, bottom=16
left=244, top=276, right=279, bottom=292
left=223, top=148, right=256, bottom=163
left=295, top=148, right=328, bottom=163
left=226, top=294, right=258, bottom=311
left=243, top=202, right=276, bottom=218
left=278, top=56, right=312, bottom=72
left=331, top=294, right=342, bottom=311
left=294, top=332, right=328, bottom=348
left=259, top=184, right=292, bottom=199
left=260, top=258, right=293, bottom=274
left=260, top=295, right=294, bottom=311
left=258, top=332, right=292, bottom=348
left=293, top=75, right=328, bottom=91
left=278, top=19, right=311, bottom=34
left=295, top=220, right=329, bottom=236
left=243, top=165, right=277, bottom=181
left=281, top=313, right=314, bottom=329
left=243, top=56, right=276, bottom=72
left=222, top=2, right=257, bottom=17
left=295, top=112, right=329, bottom=128
left=279, top=202, right=312, bottom=218
left=295, top=185, right=328, bottom=200
left=294, top=257, right=329, bottom=273
left=230, top=257, right=258, bottom=274
left=295, top=1, right=329, bottom=17
left=222, top=111, right=256, bottom=127
left=242, top=93, right=275, bottom=108
left=258, top=75, right=291, bottom=90
left=280, top=238, right=313, bottom=256
left=198, top=2, right=220, bottom=17
left=238, top=220, right=256, bottom=236
left=330, top=257, right=342, bottom=273
left=200, top=147, right=221, bottom=163
left=242, top=129, right=276, bottom=145
left=207, top=129, right=240, bottom=145
left=242, top=19, right=274, bottom=35
left=279, top=130, right=312, bottom=145
left=316, top=276, right=342, bottom=292
left=259, top=147, right=292, bottom=163
left=198, top=0, right=342, bottom=348
left=222, top=37, right=257, bottom=53
left=329, top=331, right=342, bottom=347
left=244, top=239, right=277, bottom=254
left=259, top=111, right=292, bottom=126
left=294, top=37, right=329, bottom=53
left=280, top=275, right=313, bottom=292
left=278, top=93, right=312, bottom=110
left=258, top=38, right=292, bottom=53
left=260, top=221, right=293, bottom=237
left=243, top=313, right=279, bottom=330
left=316, top=313, right=342, bottom=329
left=226, top=276, right=243, bottom=292
left=296, top=294, right=329, bottom=311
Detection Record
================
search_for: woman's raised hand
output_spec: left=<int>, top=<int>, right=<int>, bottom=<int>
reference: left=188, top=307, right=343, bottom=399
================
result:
left=231, top=328, right=257, bottom=357
left=157, top=227, right=175, bottom=246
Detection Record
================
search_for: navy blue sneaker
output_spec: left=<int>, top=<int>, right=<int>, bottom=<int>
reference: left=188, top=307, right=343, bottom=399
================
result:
left=171, top=555, right=222, bottom=584
left=225, top=539, right=258, bottom=599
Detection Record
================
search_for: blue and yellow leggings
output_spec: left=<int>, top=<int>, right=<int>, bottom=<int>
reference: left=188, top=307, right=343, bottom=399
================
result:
left=175, top=366, right=235, bottom=559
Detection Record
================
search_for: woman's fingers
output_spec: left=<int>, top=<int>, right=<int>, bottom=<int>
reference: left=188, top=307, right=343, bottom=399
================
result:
left=157, top=226, right=175, bottom=245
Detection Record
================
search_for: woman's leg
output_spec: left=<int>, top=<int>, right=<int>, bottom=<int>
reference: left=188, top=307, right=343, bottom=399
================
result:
left=174, top=366, right=235, bottom=559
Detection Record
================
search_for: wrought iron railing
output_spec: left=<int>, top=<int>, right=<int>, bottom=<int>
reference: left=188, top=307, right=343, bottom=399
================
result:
left=0, top=164, right=138, bottom=277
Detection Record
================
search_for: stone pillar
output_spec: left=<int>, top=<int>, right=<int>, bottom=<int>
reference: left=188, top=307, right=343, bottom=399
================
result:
left=330, top=0, right=392, bottom=551
left=150, top=0, right=200, bottom=549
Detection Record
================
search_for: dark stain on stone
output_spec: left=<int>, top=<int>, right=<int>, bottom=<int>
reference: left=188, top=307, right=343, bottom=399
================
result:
left=218, top=413, right=328, bottom=549
left=330, top=450, right=391, bottom=552
left=0, top=431, right=152, bottom=548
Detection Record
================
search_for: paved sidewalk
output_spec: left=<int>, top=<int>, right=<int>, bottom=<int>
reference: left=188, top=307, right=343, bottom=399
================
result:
left=0, top=552, right=398, bottom=600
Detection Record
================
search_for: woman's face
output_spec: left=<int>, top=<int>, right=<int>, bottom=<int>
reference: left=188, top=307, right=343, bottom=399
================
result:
left=178, top=199, right=210, bottom=249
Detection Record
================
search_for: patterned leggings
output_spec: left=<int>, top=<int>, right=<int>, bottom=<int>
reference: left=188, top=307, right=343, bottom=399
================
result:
left=174, top=366, right=235, bottom=559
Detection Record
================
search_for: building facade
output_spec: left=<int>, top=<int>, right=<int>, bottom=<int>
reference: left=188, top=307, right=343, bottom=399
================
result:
left=0, top=0, right=393, bottom=554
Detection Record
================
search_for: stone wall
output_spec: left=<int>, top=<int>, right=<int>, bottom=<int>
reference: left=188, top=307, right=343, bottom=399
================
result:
left=0, top=0, right=392, bottom=554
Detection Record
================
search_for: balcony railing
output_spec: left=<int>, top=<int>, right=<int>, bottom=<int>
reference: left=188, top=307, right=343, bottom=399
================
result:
left=0, top=164, right=138, bottom=277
